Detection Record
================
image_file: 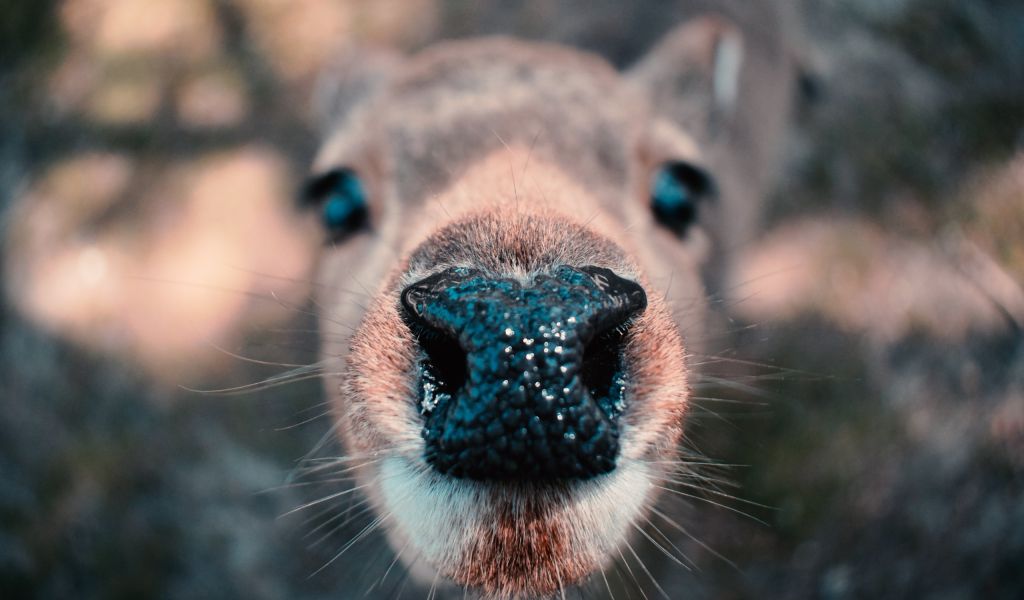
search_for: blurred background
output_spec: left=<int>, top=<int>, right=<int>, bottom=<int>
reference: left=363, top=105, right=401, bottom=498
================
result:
left=1, top=1, right=1022, bottom=598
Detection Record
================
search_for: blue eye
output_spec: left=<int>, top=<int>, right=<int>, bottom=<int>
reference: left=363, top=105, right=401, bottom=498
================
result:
left=303, top=168, right=368, bottom=239
left=650, top=162, right=713, bottom=236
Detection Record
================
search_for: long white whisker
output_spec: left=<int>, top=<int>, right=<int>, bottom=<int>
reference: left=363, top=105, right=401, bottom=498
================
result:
left=180, top=362, right=324, bottom=395
left=653, top=484, right=768, bottom=525
left=632, top=522, right=692, bottom=571
left=663, top=477, right=773, bottom=509
left=307, top=501, right=378, bottom=549
left=600, top=564, right=616, bottom=600
left=642, top=515, right=698, bottom=570
left=279, top=482, right=374, bottom=518
left=202, top=340, right=317, bottom=368
left=366, top=539, right=410, bottom=597
left=624, top=538, right=669, bottom=600
left=649, top=506, right=738, bottom=570
left=309, top=512, right=390, bottom=578
left=615, top=546, right=650, bottom=600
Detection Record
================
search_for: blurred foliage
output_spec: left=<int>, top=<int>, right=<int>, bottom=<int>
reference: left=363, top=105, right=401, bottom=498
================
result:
left=1, top=1, right=1022, bottom=599
left=0, top=1, right=60, bottom=71
left=771, top=0, right=1024, bottom=223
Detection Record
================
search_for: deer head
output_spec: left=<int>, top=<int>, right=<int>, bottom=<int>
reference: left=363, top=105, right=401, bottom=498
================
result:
left=303, top=13, right=793, bottom=598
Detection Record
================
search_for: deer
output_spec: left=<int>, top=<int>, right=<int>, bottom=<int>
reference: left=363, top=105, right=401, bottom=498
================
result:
left=300, top=6, right=797, bottom=598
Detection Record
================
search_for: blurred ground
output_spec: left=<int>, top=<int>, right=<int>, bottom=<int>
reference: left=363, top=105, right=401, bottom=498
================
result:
left=1, top=1, right=1022, bottom=599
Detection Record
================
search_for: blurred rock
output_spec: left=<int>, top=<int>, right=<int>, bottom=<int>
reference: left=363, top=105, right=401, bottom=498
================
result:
left=5, top=147, right=318, bottom=383
left=176, top=67, right=250, bottom=128
left=732, top=217, right=1011, bottom=344
left=60, top=0, right=221, bottom=62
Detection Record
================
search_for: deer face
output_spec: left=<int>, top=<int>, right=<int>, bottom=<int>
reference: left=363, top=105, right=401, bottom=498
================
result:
left=304, top=16, right=791, bottom=598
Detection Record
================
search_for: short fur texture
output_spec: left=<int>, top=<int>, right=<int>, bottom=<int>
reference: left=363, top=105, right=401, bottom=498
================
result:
left=310, top=9, right=794, bottom=597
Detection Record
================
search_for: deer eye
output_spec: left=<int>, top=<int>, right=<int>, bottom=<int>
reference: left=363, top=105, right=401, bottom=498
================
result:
left=302, top=168, right=368, bottom=240
left=650, top=161, right=714, bottom=236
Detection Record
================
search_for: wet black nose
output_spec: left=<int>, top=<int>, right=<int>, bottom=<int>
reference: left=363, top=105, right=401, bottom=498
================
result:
left=400, top=265, right=647, bottom=480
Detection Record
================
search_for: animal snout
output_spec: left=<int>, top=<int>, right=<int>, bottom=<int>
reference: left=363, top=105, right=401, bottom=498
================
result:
left=400, top=265, right=647, bottom=480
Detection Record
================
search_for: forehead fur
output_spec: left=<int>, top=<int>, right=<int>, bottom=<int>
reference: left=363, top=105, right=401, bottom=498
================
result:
left=377, top=37, right=648, bottom=207
left=407, top=210, right=629, bottom=281
left=397, top=145, right=637, bottom=282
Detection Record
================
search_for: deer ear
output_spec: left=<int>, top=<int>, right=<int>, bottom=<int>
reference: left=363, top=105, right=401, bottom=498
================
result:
left=629, top=13, right=799, bottom=295
left=628, top=16, right=746, bottom=145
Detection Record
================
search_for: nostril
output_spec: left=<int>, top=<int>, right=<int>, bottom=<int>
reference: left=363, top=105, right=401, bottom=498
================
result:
left=581, top=326, right=630, bottom=417
left=399, top=286, right=469, bottom=415
left=411, top=322, right=469, bottom=414
left=576, top=266, right=644, bottom=418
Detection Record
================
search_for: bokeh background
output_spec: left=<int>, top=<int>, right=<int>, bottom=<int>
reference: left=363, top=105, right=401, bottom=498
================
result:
left=1, top=1, right=1022, bottom=598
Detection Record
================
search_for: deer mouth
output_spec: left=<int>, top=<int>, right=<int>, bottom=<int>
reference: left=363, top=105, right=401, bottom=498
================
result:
left=375, top=445, right=656, bottom=598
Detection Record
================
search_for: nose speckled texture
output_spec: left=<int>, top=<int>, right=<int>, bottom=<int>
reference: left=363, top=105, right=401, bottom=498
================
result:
left=401, top=265, right=647, bottom=480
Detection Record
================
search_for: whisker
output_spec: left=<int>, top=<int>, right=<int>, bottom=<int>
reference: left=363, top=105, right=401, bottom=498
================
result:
left=301, top=480, right=375, bottom=528
left=641, top=515, right=698, bottom=570
left=649, top=506, right=738, bottom=571
left=690, top=374, right=776, bottom=399
left=653, top=484, right=769, bottom=525
left=260, top=474, right=361, bottom=494
left=309, top=512, right=390, bottom=577
left=623, top=538, right=670, bottom=600
left=289, top=456, right=386, bottom=483
left=662, top=268, right=675, bottom=303
left=665, top=466, right=738, bottom=491
left=689, top=395, right=767, bottom=406
left=180, top=368, right=324, bottom=396
left=600, top=564, right=616, bottom=600
left=124, top=274, right=297, bottom=303
left=521, top=126, right=543, bottom=178
left=612, top=559, right=636, bottom=600
left=427, top=568, right=441, bottom=600
left=632, top=522, right=692, bottom=571
left=307, top=501, right=378, bottom=549
left=274, top=407, right=334, bottom=432
left=127, top=274, right=365, bottom=334
left=293, top=443, right=420, bottom=477
left=691, top=353, right=830, bottom=379
left=683, top=402, right=739, bottom=428
left=366, top=539, right=410, bottom=597
left=287, top=428, right=352, bottom=479
left=308, top=295, right=366, bottom=326
left=488, top=126, right=520, bottom=205
left=203, top=340, right=316, bottom=368
left=615, top=546, right=650, bottom=600
left=391, top=549, right=422, bottom=599
left=643, top=458, right=746, bottom=469
left=279, top=481, right=374, bottom=518
left=297, top=492, right=361, bottom=531
left=348, top=275, right=377, bottom=303
left=554, top=560, right=567, bottom=600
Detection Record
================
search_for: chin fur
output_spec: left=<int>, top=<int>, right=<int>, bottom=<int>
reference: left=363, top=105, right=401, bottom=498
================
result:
left=371, top=455, right=658, bottom=598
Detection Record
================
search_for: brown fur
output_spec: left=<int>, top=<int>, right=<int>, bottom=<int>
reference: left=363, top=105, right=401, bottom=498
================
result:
left=461, top=491, right=575, bottom=596
left=311, top=8, right=795, bottom=597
